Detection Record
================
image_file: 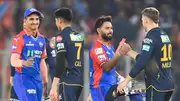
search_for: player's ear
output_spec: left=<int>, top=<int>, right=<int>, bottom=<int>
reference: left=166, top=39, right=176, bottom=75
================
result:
left=24, top=19, right=26, bottom=25
left=97, top=28, right=100, bottom=34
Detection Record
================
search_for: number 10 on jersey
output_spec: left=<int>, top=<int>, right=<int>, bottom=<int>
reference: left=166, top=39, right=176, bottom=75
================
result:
left=161, top=44, right=172, bottom=62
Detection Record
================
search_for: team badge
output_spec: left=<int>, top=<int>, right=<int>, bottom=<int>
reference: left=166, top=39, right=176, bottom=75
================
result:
left=39, top=42, right=43, bottom=48
left=56, top=36, right=63, bottom=42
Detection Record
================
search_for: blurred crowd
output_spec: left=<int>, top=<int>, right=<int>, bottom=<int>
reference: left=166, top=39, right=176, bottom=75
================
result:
left=0, top=0, right=180, bottom=100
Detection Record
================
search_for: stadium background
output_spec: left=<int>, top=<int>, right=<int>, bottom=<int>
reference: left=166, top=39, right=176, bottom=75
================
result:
left=0, top=0, right=180, bottom=101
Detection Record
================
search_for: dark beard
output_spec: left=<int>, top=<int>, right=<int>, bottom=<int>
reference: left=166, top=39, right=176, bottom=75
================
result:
left=102, top=33, right=112, bottom=42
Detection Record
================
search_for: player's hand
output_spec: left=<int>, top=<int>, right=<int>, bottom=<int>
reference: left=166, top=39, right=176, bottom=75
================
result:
left=10, top=76, right=13, bottom=86
left=22, top=57, right=35, bottom=67
left=50, top=37, right=56, bottom=49
left=50, top=85, right=59, bottom=101
left=87, top=94, right=93, bottom=101
left=118, top=43, right=132, bottom=55
left=117, top=80, right=128, bottom=94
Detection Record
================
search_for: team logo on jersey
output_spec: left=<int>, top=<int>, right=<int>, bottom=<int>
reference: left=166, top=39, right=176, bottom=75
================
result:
left=56, top=43, right=64, bottom=49
left=39, top=42, right=43, bottom=48
left=12, top=44, right=17, bottom=50
left=95, top=48, right=103, bottom=55
left=56, top=36, right=63, bottom=42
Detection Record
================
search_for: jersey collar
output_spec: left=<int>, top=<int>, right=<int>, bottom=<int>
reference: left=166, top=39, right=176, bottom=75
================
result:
left=60, top=26, right=72, bottom=34
left=97, top=38, right=111, bottom=46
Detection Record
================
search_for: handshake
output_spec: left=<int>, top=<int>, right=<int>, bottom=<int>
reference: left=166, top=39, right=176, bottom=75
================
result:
left=115, top=38, right=132, bottom=56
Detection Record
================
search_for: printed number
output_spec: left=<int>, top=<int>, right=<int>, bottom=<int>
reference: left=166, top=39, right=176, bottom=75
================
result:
left=75, top=43, right=82, bottom=60
left=27, top=50, right=34, bottom=57
left=161, top=44, right=172, bottom=61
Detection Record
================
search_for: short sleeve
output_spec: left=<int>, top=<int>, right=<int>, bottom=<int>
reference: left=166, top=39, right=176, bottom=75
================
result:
left=56, top=35, right=67, bottom=54
left=11, top=36, right=24, bottom=54
left=41, top=47, right=47, bottom=59
left=41, top=38, right=47, bottom=59
left=90, top=47, right=108, bottom=66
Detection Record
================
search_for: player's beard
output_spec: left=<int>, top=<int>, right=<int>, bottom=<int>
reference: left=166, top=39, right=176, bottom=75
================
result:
left=101, top=32, right=113, bottom=42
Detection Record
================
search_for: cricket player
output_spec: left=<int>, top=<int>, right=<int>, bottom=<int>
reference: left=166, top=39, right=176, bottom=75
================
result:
left=117, top=7, right=175, bottom=101
left=10, top=8, right=48, bottom=101
left=89, top=15, right=131, bottom=101
left=50, top=8, right=84, bottom=101
left=10, top=37, right=56, bottom=101
left=45, top=37, right=56, bottom=80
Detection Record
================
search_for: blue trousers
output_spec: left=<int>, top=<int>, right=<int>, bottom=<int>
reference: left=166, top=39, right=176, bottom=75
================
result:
left=13, top=73, right=42, bottom=101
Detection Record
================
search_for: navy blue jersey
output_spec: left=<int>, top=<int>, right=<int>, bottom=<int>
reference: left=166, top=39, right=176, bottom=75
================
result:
left=55, top=27, right=84, bottom=83
left=44, top=37, right=56, bottom=69
left=129, top=27, right=174, bottom=92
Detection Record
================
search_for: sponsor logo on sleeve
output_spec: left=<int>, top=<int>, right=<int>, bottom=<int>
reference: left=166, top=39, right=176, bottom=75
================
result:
left=56, top=43, right=64, bottom=50
left=98, top=55, right=106, bottom=61
left=95, top=48, right=103, bottom=55
left=56, top=36, right=63, bottom=42
left=142, top=45, right=150, bottom=51
left=143, top=38, right=153, bottom=44
left=12, top=44, right=17, bottom=50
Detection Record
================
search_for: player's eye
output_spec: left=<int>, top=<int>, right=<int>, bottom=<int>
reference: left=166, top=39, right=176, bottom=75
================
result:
left=36, top=18, right=39, bottom=20
left=29, top=18, right=34, bottom=21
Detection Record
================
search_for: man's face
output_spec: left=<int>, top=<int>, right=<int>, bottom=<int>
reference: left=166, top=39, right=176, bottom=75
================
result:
left=141, top=15, right=149, bottom=32
left=55, top=18, right=62, bottom=31
left=25, top=14, right=40, bottom=30
left=99, top=22, right=113, bottom=42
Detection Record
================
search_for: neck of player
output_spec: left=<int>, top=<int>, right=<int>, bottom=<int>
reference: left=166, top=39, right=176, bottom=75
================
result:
left=147, top=23, right=159, bottom=32
left=27, top=28, right=38, bottom=36
left=60, top=23, right=71, bottom=31
left=100, top=37, right=110, bottom=46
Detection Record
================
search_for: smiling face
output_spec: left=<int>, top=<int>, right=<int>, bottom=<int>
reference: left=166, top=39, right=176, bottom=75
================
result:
left=98, top=21, right=113, bottom=42
left=24, top=13, right=40, bottom=31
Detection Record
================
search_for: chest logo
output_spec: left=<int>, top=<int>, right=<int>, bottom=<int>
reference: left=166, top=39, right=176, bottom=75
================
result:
left=39, top=42, right=43, bottom=48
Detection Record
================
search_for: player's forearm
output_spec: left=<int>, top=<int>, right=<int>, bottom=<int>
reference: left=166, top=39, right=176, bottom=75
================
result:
left=10, top=54, right=23, bottom=67
left=40, top=59, right=48, bottom=83
left=52, top=77, right=60, bottom=89
left=127, top=50, right=139, bottom=60
left=129, top=51, right=150, bottom=78
left=102, top=54, right=121, bottom=71
left=54, top=52, right=65, bottom=78
left=124, top=75, right=133, bottom=83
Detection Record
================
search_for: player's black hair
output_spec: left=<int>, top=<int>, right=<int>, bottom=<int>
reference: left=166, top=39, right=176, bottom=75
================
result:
left=141, top=7, right=160, bottom=24
left=54, top=7, right=73, bottom=22
left=94, top=15, right=112, bottom=34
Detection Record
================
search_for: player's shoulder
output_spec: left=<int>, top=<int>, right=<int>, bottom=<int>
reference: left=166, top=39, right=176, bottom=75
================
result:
left=12, top=31, right=26, bottom=41
left=44, top=37, right=49, bottom=43
left=38, top=32, right=45, bottom=39
left=90, top=41, right=104, bottom=54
